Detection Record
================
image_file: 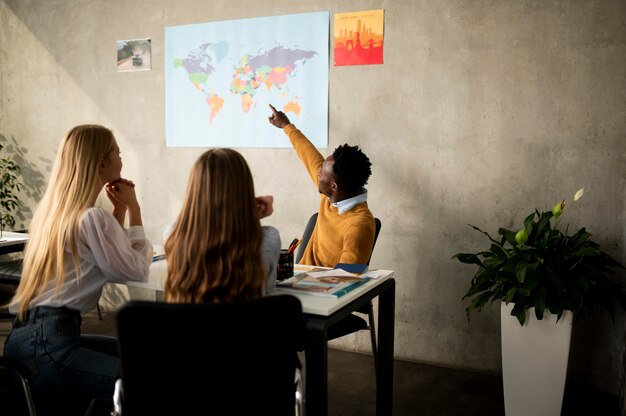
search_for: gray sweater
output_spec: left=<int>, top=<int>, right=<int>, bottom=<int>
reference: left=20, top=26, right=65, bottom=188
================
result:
left=261, top=225, right=281, bottom=293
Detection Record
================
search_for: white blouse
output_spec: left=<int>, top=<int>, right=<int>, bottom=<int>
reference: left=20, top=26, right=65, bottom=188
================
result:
left=10, top=207, right=152, bottom=313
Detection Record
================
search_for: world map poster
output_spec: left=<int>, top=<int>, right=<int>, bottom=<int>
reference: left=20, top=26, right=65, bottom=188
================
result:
left=165, top=11, right=329, bottom=148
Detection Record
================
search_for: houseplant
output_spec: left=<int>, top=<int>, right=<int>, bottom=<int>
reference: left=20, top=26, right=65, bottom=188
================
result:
left=452, top=188, right=626, bottom=416
left=453, top=187, right=626, bottom=325
left=0, top=143, right=21, bottom=238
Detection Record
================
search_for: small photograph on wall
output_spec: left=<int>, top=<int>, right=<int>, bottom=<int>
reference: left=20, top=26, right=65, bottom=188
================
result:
left=117, top=38, right=151, bottom=72
left=334, top=9, right=384, bottom=66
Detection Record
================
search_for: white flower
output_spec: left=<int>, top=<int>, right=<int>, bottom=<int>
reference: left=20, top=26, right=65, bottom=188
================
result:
left=574, top=187, right=584, bottom=201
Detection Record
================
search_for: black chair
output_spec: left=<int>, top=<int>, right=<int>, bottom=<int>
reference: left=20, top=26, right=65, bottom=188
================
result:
left=0, top=258, right=24, bottom=322
left=295, top=213, right=319, bottom=265
left=115, top=295, right=304, bottom=416
left=0, top=229, right=29, bottom=315
left=295, top=213, right=382, bottom=372
left=0, top=356, right=37, bottom=416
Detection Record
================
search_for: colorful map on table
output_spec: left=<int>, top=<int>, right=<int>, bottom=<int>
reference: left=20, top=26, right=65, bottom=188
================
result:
left=165, top=12, right=329, bottom=148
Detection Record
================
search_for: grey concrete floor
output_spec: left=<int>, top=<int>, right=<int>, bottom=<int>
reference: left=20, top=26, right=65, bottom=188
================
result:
left=1, top=308, right=619, bottom=416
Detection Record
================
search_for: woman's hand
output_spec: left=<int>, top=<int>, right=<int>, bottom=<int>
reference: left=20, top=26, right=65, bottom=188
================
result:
left=256, top=195, right=274, bottom=219
left=105, top=178, right=142, bottom=227
left=105, top=178, right=138, bottom=209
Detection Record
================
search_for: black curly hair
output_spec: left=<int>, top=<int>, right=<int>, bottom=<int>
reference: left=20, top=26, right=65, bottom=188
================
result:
left=331, top=144, right=372, bottom=194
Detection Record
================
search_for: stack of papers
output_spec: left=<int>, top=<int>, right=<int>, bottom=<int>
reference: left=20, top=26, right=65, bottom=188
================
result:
left=277, top=268, right=370, bottom=298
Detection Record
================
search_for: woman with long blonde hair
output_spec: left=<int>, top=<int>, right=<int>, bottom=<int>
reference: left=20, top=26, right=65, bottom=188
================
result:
left=165, top=148, right=280, bottom=303
left=4, top=125, right=152, bottom=415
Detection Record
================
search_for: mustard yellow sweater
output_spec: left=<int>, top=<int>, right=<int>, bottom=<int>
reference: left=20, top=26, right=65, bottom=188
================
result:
left=284, top=124, right=375, bottom=267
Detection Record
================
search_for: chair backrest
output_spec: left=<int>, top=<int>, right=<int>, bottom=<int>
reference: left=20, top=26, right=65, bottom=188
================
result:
left=0, top=356, right=37, bottom=416
left=295, top=213, right=382, bottom=266
left=295, top=213, right=318, bottom=264
left=115, top=295, right=303, bottom=416
left=369, top=217, right=382, bottom=265
left=0, top=259, right=23, bottom=320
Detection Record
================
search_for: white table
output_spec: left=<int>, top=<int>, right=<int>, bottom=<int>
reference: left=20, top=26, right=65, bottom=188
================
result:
left=127, top=261, right=396, bottom=416
left=0, top=231, right=29, bottom=255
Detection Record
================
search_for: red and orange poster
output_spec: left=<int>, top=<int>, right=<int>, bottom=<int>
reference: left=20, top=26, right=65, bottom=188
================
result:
left=334, top=9, right=384, bottom=66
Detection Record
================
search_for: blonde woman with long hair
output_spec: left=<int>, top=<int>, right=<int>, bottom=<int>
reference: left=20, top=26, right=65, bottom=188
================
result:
left=4, top=125, right=152, bottom=416
left=165, top=148, right=280, bottom=303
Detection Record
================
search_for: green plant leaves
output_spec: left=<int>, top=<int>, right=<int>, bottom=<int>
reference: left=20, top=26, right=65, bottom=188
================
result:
left=0, top=144, right=22, bottom=235
left=453, top=204, right=626, bottom=326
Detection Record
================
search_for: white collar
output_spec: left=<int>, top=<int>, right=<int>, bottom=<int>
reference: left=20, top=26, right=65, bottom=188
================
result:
left=332, top=188, right=368, bottom=214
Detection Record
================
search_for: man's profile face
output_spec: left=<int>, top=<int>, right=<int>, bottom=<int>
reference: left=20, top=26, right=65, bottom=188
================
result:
left=317, top=156, right=335, bottom=197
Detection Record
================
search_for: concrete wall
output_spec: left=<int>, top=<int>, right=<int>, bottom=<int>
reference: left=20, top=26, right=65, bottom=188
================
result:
left=1, top=0, right=625, bottom=394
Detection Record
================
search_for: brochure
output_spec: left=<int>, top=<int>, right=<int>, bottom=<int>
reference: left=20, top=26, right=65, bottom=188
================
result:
left=277, top=268, right=370, bottom=298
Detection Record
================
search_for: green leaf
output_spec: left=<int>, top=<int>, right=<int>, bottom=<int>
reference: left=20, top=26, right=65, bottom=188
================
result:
left=535, top=288, right=546, bottom=319
left=515, top=262, right=529, bottom=283
left=499, top=228, right=517, bottom=245
left=464, top=277, right=496, bottom=298
left=465, top=292, right=495, bottom=320
left=504, top=287, right=516, bottom=303
left=452, top=253, right=482, bottom=265
left=523, top=212, right=536, bottom=231
left=468, top=224, right=500, bottom=244
left=511, top=303, right=527, bottom=325
left=575, top=247, right=599, bottom=256
left=535, top=211, right=553, bottom=236
left=490, top=243, right=510, bottom=259
left=482, top=256, right=504, bottom=269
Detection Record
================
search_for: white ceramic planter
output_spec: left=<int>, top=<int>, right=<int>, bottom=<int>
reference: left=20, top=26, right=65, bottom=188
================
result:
left=501, top=301, right=573, bottom=416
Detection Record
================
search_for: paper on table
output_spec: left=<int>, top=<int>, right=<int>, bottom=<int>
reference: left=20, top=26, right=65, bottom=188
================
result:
left=306, top=269, right=357, bottom=279
left=360, top=269, right=388, bottom=279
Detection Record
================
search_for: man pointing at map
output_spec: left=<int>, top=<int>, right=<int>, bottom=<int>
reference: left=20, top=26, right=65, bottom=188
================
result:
left=268, top=104, right=376, bottom=266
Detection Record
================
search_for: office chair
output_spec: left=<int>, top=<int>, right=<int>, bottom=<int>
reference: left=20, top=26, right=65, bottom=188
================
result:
left=115, top=295, right=304, bottom=416
left=295, top=213, right=382, bottom=372
left=0, top=356, right=37, bottom=416
left=0, top=259, right=24, bottom=323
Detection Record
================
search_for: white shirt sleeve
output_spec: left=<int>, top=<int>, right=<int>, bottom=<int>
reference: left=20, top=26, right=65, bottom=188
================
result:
left=81, top=207, right=152, bottom=283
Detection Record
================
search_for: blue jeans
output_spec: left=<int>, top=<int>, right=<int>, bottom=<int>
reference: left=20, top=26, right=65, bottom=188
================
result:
left=3, top=306, right=118, bottom=416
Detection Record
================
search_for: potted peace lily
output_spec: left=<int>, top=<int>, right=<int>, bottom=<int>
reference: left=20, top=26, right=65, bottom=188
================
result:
left=452, top=188, right=626, bottom=416
left=454, top=187, right=625, bottom=324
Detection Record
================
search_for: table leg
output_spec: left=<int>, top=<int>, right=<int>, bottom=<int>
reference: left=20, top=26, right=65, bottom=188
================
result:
left=304, top=318, right=329, bottom=416
left=377, top=279, right=395, bottom=415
